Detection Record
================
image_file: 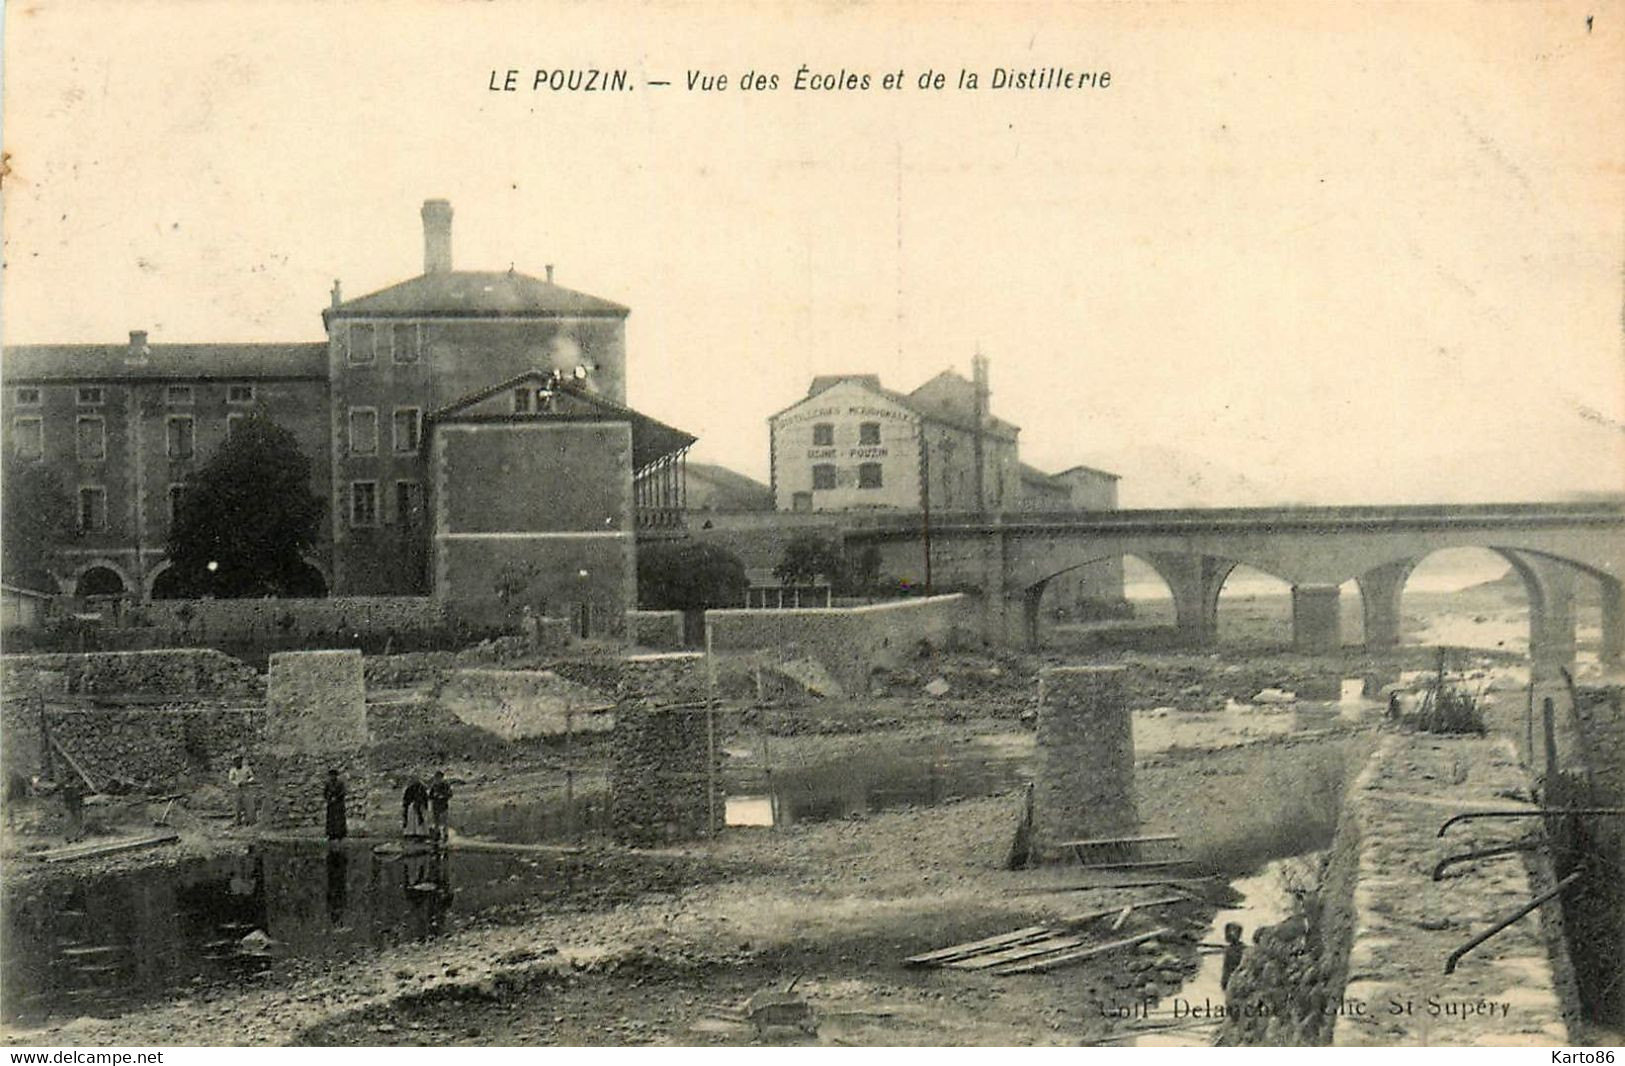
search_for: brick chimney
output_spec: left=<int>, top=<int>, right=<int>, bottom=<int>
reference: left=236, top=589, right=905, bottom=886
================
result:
left=421, top=199, right=453, bottom=274
left=126, top=329, right=150, bottom=364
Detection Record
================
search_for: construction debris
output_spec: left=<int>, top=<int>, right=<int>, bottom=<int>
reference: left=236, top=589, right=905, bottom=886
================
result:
left=905, top=898, right=1186, bottom=976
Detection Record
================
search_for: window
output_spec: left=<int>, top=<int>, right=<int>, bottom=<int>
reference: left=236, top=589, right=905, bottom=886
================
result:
left=347, top=323, right=376, bottom=365
left=226, top=412, right=248, bottom=439
left=348, top=408, right=378, bottom=455
left=812, top=464, right=836, bottom=490
left=166, top=385, right=194, bottom=406
left=396, top=480, right=423, bottom=527
left=166, top=415, right=194, bottom=459
left=14, top=387, right=40, bottom=406
left=858, top=462, right=884, bottom=489
left=351, top=481, right=378, bottom=526
left=168, top=484, right=186, bottom=526
left=812, top=423, right=834, bottom=447
left=392, top=323, right=420, bottom=364
left=78, top=486, right=107, bottom=533
left=512, top=388, right=533, bottom=414
left=227, top=384, right=255, bottom=405
left=77, top=386, right=104, bottom=406
left=12, top=417, right=43, bottom=461
left=392, top=407, right=421, bottom=453
left=77, top=416, right=106, bottom=461
left=859, top=422, right=881, bottom=446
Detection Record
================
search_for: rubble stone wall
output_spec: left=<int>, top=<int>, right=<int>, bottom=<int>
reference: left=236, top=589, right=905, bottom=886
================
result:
left=704, top=594, right=969, bottom=693
left=142, top=597, right=451, bottom=644
left=0, top=649, right=262, bottom=698
left=1031, top=665, right=1139, bottom=860
left=42, top=706, right=261, bottom=791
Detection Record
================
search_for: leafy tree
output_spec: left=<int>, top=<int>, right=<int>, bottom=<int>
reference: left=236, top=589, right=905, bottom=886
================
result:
left=774, top=535, right=883, bottom=596
left=637, top=541, right=748, bottom=611
left=1, top=457, right=72, bottom=591
left=165, top=413, right=325, bottom=598
left=773, top=534, right=843, bottom=588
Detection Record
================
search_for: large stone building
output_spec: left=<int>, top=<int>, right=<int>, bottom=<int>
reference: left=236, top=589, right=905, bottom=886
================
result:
left=2, top=201, right=692, bottom=637
left=767, top=359, right=1125, bottom=612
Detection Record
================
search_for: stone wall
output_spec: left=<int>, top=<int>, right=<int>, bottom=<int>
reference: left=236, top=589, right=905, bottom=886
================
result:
left=0, top=649, right=262, bottom=698
left=141, top=597, right=452, bottom=644
left=1030, top=665, right=1139, bottom=861
left=627, top=610, right=684, bottom=650
left=704, top=594, right=969, bottom=693
left=261, top=650, right=370, bottom=832
left=438, top=668, right=615, bottom=740
left=1331, top=733, right=1574, bottom=1046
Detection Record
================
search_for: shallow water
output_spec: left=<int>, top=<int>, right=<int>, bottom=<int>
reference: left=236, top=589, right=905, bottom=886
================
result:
left=1132, top=854, right=1311, bottom=1047
left=2, top=841, right=593, bottom=1025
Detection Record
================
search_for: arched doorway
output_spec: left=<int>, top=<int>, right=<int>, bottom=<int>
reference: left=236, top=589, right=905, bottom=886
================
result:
left=75, top=566, right=126, bottom=598
left=150, top=565, right=189, bottom=600
left=284, top=562, right=328, bottom=598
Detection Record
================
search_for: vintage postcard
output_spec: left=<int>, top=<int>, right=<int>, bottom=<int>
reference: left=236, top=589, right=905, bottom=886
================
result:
left=1, top=0, right=1621, bottom=1053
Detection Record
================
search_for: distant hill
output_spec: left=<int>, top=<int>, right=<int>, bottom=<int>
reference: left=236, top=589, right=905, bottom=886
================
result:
left=1459, top=568, right=1601, bottom=605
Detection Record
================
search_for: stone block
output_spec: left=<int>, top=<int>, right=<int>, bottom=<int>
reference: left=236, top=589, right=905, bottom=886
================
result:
left=265, top=649, right=367, bottom=756
left=1032, top=665, right=1139, bottom=861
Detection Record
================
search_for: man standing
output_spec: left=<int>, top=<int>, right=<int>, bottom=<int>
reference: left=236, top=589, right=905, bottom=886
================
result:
left=60, top=777, right=86, bottom=843
left=427, top=770, right=453, bottom=845
left=229, top=756, right=257, bottom=827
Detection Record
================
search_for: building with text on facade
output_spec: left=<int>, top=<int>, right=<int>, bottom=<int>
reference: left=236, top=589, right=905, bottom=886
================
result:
left=766, top=358, right=1124, bottom=612
left=2, top=200, right=693, bottom=637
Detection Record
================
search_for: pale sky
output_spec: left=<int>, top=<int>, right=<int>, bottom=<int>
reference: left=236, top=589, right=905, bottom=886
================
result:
left=3, top=0, right=1622, bottom=507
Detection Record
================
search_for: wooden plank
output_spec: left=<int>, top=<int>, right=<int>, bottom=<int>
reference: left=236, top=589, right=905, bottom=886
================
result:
left=1056, top=896, right=1188, bottom=927
left=946, top=935, right=1090, bottom=971
left=32, top=831, right=179, bottom=863
left=994, top=927, right=1171, bottom=976
left=1053, top=834, right=1179, bottom=848
left=905, top=925, right=1053, bottom=966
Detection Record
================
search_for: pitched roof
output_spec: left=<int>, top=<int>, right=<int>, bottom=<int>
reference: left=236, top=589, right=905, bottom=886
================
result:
left=326, top=270, right=628, bottom=320
left=428, top=368, right=695, bottom=469
left=1055, top=463, right=1121, bottom=481
left=772, top=372, right=1017, bottom=441
left=2, top=342, right=328, bottom=382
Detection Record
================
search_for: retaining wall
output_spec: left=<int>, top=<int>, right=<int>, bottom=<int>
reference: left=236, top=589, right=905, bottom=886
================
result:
left=704, top=594, right=969, bottom=693
left=1330, top=733, right=1575, bottom=1046
left=41, top=706, right=261, bottom=791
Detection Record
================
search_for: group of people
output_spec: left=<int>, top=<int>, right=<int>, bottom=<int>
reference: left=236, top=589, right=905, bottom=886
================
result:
left=223, top=760, right=450, bottom=846
left=400, top=771, right=453, bottom=844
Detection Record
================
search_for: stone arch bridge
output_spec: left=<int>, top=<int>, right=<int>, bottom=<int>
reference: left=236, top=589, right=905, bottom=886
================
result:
left=843, top=502, right=1625, bottom=669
